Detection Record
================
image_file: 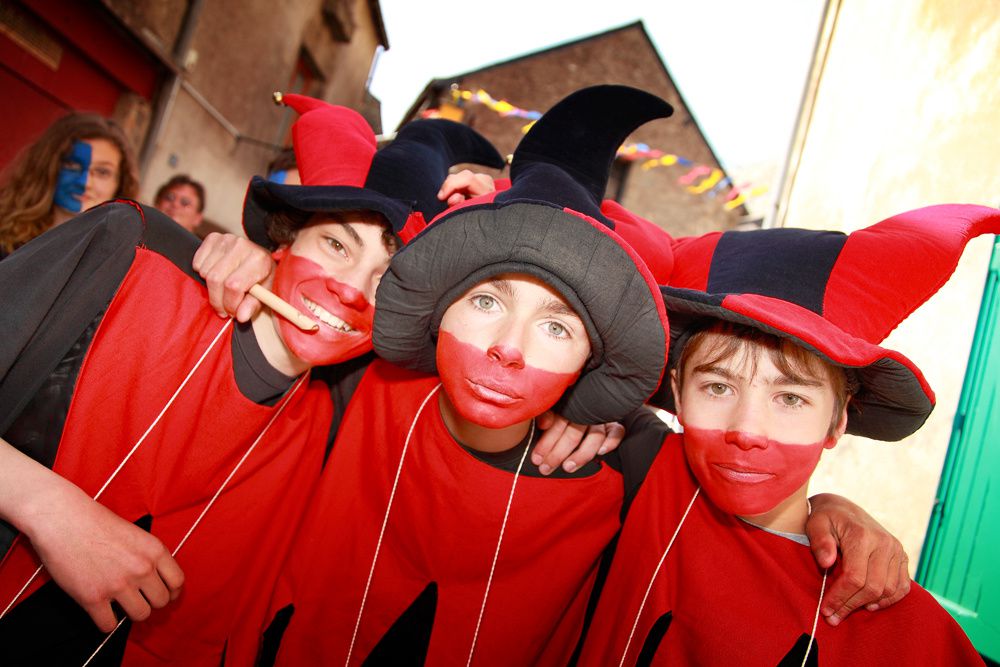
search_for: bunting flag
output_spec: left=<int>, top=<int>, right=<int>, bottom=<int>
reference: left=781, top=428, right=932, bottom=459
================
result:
left=451, top=87, right=543, bottom=120
left=419, top=87, right=767, bottom=210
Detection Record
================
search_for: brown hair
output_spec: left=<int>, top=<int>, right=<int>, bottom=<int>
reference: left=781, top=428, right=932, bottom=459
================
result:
left=155, top=174, right=206, bottom=212
left=266, top=148, right=297, bottom=177
left=0, top=112, right=140, bottom=254
left=267, top=208, right=398, bottom=254
left=675, top=320, right=858, bottom=436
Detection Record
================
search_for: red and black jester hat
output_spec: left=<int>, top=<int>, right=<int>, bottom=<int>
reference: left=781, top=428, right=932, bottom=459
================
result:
left=372, top=85, right=673, bottom=425
left=242, top=93, right=504, bottom=249
left=654, top=204, right=1000, bottom=441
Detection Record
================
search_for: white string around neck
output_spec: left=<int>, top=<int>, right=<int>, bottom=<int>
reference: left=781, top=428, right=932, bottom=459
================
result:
left=800, top=497, right=827, bottom=667
left=82, top=370, right=309, bottom=666
left=465, top=418, right=534, bottom=667
left=0, top=318, right=234, bottom=623
left=345, top=382, right=442, bottom=667
left=617, top=486, right=700, bottom=667
left=618, top=490, right=827, bottom=667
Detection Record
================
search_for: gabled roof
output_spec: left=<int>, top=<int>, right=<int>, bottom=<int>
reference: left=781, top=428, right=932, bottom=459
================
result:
left=368, top=0, right=389, bottom=48
left=396, top=21, right=728, bottom=175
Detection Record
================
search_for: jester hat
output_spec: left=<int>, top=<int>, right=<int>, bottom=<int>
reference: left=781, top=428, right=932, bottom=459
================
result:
left=655, top=204, right=1000, bottom=441
left=243, top=93, right=504, bottom=249
left=373, top=85, right=674, bottom=424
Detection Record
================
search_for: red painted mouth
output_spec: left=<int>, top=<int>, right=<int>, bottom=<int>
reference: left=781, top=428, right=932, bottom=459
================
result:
left=299, top=294, right=368, bottom=334
left=466, top=378, right=523, bottom=405
left=712, top=463, right=775, bottom=485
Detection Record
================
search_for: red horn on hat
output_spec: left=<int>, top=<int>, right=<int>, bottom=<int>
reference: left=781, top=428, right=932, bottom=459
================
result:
left=277, top=92, right=376, bottom=188
left=822, top=204, right=1000, bottom=344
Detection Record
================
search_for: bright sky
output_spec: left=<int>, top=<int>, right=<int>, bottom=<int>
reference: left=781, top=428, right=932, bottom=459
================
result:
left=370, top=0, right=825, bottom=171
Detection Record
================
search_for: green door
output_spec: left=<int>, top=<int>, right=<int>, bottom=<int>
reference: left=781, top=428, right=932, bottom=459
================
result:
left=917, top=236, right=1000, bottom=661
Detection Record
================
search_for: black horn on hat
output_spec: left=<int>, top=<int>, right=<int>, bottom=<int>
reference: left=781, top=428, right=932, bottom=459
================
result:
left=502, top=84, right=673, bottom=222
left=374, top=85, right=675, bottom=424
left=366, top=119, right=505, bottom=238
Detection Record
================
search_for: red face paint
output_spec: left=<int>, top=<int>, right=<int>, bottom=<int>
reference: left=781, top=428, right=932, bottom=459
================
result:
left=682, top=425, right=831, bottom=516
left=436, top=330, right=580, bottom=429
left=271, top=251, right=374, bottom=366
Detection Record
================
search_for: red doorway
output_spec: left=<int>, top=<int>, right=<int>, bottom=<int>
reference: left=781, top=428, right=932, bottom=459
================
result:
left=0, top=0, right=160, bottom=170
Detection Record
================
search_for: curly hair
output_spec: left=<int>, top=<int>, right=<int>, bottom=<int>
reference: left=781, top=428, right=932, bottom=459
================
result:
left=0, top=112, right=140, bottom=254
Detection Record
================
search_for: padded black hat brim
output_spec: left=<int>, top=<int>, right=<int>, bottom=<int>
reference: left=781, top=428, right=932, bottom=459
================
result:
left=654, top=289, right=934, bottom=441
left=373, top=200, right=668, bottom=424
left=242, top=175, right=413, bottom=249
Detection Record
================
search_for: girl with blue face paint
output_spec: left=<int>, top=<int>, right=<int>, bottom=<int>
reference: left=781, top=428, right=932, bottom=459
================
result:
left=53, top=139, right=122, bottom=215
left=0, top=112, right=138, bottom=257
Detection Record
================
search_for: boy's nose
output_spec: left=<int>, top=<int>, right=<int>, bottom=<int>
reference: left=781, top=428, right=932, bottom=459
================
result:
left=327, top=276, right=369, bottom=310
left=487, top=319, right=529, bottom=368
left=724, top=401, right=769, bottom=449
left=487, top=343, right=525, bottom=369
left=723, top=429, right=769, bottom=450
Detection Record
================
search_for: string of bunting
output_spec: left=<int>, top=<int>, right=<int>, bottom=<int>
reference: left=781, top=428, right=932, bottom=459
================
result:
left=420, top=87, right=766, bottom=211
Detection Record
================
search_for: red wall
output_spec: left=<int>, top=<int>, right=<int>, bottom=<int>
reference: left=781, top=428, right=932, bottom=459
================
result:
left=0, top=0, right=159, bottom=171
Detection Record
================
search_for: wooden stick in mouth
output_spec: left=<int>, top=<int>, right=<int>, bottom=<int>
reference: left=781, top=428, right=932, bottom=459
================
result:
left=249, top=284, right=319, bottom=332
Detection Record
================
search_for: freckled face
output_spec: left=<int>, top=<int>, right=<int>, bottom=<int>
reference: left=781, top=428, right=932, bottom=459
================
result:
left=436, top=274, right=591, bottom=429
left=271, top=216, right=392, bottom=367
left=673, top=333, right=842, bottom=517
left=54, top=139, right=122, bottom=215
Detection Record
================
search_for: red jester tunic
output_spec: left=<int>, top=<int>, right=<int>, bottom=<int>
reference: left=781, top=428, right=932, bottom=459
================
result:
left=577, top=434, right=983, bottom=666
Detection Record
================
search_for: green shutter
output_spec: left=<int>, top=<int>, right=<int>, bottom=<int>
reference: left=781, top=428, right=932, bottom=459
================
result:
left=917, top=236, right=1000, bottom=661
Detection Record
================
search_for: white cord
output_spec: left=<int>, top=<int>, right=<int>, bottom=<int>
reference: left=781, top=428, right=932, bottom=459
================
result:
left=345, top=383, right=442, bottom=667
left=617, top=493, right=827, bottom=666
left=800, top=568, right=827, bottom=667
left=618, top=486, right=701, bottom=667
left=81, top=372, right=309, bottom=667
left=0, top=318, right=234, bottom=622
left=465, top=420, right=535, bottom=667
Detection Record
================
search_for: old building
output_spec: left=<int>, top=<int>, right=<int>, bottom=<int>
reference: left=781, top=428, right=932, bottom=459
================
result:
left=398, top=21, right=749, bottom=239
left=1, top=0, right=388, bottom=232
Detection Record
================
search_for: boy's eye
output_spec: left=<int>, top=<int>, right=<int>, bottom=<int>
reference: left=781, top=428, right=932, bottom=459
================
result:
left=472, top=295, right=496, bottom=310
left=709, top=383, right=729, bottom=396
left=545, top=321, right=566, bottom=337
left=93, top=167, right=115, bottom=180
left=779, top=393, right=803, bottom=407
left=325, top=237, right=347, bottom=255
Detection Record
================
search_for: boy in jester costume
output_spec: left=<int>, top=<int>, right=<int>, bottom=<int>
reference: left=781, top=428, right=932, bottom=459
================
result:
left=255, top=86, right=911, bottom=667
left=578, top=204, right=996, bottom=665
left=0, top=94, right=503, bottom=665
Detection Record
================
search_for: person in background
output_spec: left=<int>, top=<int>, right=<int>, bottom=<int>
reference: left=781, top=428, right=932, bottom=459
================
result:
left=0, top=112, right=139, bottom=258
left=154, top=174, right=206, bottom=234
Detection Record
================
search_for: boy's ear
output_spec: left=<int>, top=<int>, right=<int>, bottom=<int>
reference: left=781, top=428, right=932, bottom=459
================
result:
left=825, top=406, right=850, bottom=449
left=669, top=368, right=683, bottom=418
left=272, top=246, right=289, bottom=262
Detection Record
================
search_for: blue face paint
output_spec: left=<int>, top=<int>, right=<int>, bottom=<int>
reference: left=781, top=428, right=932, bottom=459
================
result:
left=268, top=169, right=288, bottom=184
left=54, top=141, right=92, bottom=213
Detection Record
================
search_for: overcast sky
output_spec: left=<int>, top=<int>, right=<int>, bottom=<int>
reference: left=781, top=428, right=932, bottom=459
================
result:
left=369, top=0, right=826, bottom=170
